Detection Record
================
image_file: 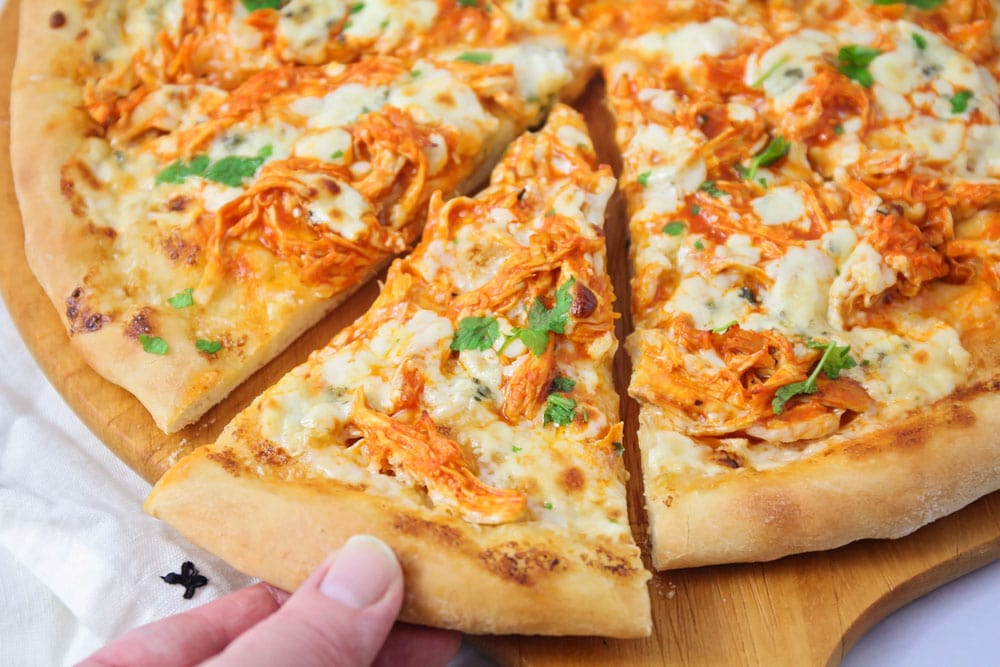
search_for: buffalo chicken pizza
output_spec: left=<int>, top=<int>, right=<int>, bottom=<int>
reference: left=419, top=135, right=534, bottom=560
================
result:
left=607, top=3, right=1000, bottom=568
left=8, top=0, right=1000, bottom=640
left=146, top=105, right=653, bottom=637
left=11, top=0, right=593, bottom=432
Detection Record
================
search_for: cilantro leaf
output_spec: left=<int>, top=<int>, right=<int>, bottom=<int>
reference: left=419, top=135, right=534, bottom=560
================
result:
left=203, top=146, right=273, bottom=187
left=806, top=339, right=858, bottom=379
left=740, top=136, right=790, bottom=182
left=751, top=54, right=790, bottom=88
left=637, top=171, right=652, bottom=187
left=699, top=180, right=725, bottom=197
left=550, top=376, right=576, bottom=393
left=498, top=279, right=578, bottom=357
left=772, top=341, right=857, bottom=414
left=503, top=327, right=550, bottom=356
left=450, top=316, right=500, bottom=352
left=543, top=393, right=576, bottom=426
left=196, top=339, right=223, bottom=354
left=167, top=288, right=194, bottom=309
left=837, top=45, right=883, bottom=87
left=241, top=0, right=282, bottom=10
left=156, top=155, right=209, bottom=185
left=157, top=147, right=271, bottom=187
left=527, top=278, right=575, bottom=334
left=950, top=90, right=973, bottom=114
left=349, top=2, right=365, bottom=13
left=662, top=221, right=686, bottom=236
left=871, top=0, right=945, bottom=8
left=139, top=334, right=169, bottom=355
left=912, top=32, right=927, bottom=50
left=456, top=51, right=493, bottom=64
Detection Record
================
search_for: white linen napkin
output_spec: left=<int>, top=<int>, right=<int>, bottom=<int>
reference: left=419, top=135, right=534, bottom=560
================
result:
left=0, top=297, right=256, bottom=667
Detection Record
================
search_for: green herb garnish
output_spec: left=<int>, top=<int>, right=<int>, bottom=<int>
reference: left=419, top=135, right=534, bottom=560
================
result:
left=196, top=339, right=223, bottom=354
left=456, top=51, right=493, bottom=65
left=156, top=146, right=272, bottom=187
left=837, top=45, right=883, bottom=87
left=502, top=279, right=576, bottom=356
left=167, top=288, right=194, bottom=309
left=739, top=136, right=790, bottom=182
left=139, top=334, right=169, bottom=355
left=950, top=90, right=973, bottom=114
left=771, top=340, right=857, bottom=414
left=662, top=221, right=686, bottom=236
left=551, top=376, right=576, bottom=393
left=751, top=54, right=789, bottom=88
left=451, top=316, right=500, bottom=352
left=871, top=0, right=945, bottom=9
left=699, top=180, right=725, bottom=197
left=637, top=171, right=652, bottom=187
left=543, top=393, right=576, bottom=426
left=240, top=0, right=281, bottom=10
left=912, top=32, right=927, bottom=49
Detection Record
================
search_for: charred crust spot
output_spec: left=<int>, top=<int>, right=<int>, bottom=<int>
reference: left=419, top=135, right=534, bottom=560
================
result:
left=945, top=402, right=976, bottom=429
left=392, top=516, right=464, bottom=547
left=168, top=195, right=190, bottom=212
left=558, top=466, right=585, bottom=493
left=125, top=308, right=154, bottom=340
left=162, top=232, right=201, bottom=265
left=583, top=547, right=636, bottom=577
left=49, top=10, right=67, bottom=28
left=710, top=449, right=743, bottom=469
left=479, top=543, right=563, bottom=585
left=66, top=288, right=110, bottom=334
left=207, top=448, right=243, bottom=477
left=60, top=176, right=75, bottom=199
left=322, top=178, right=341, bottom=196
left=253, top=441, right=293, bottom=467
left=570, top=284, right=598, bottom=318
left=87, top=222, right=117, bottom=239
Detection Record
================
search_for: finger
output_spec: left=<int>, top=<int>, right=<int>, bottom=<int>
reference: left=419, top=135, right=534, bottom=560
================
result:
left=205, top=535, right=403, bottom=667
left=77, top=582, right=284, bottom=667
left=373, top=623, right=462, bottom=667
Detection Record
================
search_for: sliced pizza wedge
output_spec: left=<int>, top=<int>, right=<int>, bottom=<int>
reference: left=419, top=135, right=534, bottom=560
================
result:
left=11, top=1, right=596, bottom=432
left=145, top=105, right=652, bottom=637
left=605, top=12, right=1000, bottom=569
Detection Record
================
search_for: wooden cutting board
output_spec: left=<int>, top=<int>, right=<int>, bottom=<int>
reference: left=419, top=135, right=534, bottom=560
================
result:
left=3, top=2, right=999, bottom=664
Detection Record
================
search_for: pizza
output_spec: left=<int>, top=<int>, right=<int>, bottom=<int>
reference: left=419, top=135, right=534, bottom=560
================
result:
left=606, top=2, right=1000, bottom=568
left=9, top=0, right=1000, bottom=642
left=10, top=0, right=594, bottom=432
left=145, top=103, right=653, bottom=637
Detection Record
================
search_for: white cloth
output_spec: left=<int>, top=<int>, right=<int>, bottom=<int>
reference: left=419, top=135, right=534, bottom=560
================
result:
left=0, top=296, right=255, bottom=666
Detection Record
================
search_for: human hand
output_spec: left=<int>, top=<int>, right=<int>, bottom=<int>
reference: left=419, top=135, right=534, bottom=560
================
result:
left=79, top=535, right=461, bottom=667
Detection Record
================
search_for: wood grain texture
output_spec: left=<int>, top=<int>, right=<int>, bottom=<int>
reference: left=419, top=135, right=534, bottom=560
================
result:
left=2, top=2, right=999, bottom=664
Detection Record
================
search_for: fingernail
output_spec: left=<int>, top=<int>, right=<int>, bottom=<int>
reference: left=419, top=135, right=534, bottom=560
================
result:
left=319, top=535, right=400, bottom=609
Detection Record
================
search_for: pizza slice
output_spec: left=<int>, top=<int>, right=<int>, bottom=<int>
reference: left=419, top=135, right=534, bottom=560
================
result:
left=11, top=1, right=594, bottom=433
left=144, top=105, right=652, bottom=637
left=605, top=10, right=1000, bottom=569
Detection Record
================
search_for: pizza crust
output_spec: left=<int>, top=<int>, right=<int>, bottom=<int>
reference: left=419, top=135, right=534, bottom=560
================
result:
left=644, top=372, right=1000, bottom=569
left=146, top=444, right=653, bottom=638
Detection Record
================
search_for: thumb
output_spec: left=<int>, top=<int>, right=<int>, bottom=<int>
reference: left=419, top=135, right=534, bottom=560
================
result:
left=206, top=535, right=404, bottom=667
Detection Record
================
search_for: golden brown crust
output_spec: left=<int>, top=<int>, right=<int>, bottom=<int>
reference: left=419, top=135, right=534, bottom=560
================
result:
left=146, top=445, right=652, bottom=638
left=644, top=376, right=1000, bottom=569
left=10, top=71, right=373, bottom=431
